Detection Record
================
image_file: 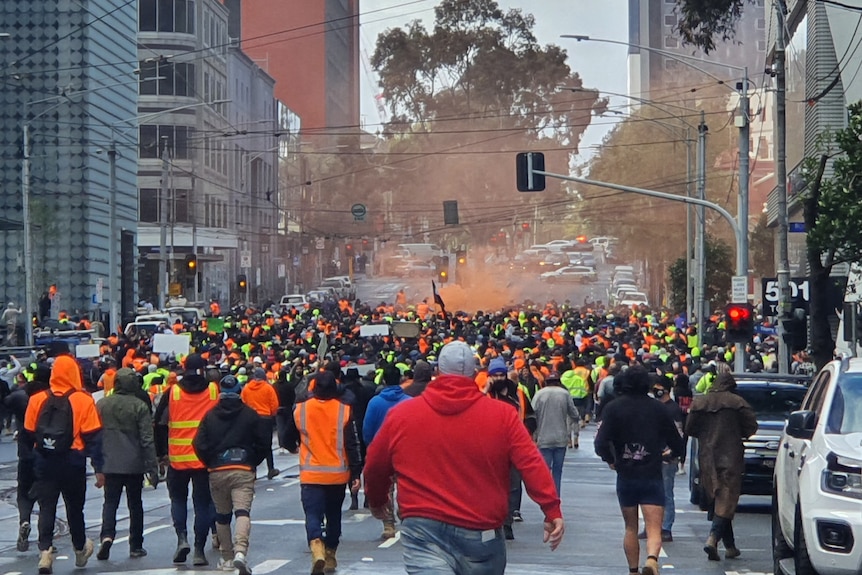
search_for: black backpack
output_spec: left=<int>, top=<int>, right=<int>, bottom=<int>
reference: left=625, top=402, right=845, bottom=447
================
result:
left=34, top=390, right=76, bottom=456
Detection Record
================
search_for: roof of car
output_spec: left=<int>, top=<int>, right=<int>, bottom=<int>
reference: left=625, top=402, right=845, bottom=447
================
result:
left=732, top=373, right=811, bottom=387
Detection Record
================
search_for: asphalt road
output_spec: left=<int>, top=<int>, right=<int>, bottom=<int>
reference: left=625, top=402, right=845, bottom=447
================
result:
left=0, top=426, right=775, bottom=575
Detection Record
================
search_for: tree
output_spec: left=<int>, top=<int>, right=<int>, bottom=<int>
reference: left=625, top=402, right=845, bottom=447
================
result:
left=802, top=103, right=862, bottom=368
left=749, top=213, right=775, bottom=280
left=671, top=0, right=752, bottom=52
left=668, top=235, right=733, bottom=313
left=370, top=0, right=604, bottom=245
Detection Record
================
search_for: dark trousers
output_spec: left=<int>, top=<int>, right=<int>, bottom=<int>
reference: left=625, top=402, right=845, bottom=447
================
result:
left=36, top=466, right=87, bottom=551
left=263, top=418, right=275, bottom=472
left=301, top=484, right=346, bottom=549
left=167, top=467, right=213, bottom=550
left=17, top=456, right=37, bottom=524
left=506, top=468, right=522, bottom=527
left=100, top=473, right=144, bottom=549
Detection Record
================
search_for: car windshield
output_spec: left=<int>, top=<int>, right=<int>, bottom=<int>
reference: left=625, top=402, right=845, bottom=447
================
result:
left=737, top=386, right=806, bottom=421
left=826, top=374, right=862, bottom=433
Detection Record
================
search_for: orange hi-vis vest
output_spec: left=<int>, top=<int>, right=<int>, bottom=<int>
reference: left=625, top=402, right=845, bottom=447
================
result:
left=168, top=383, right=218, bottom=470
left=294, top=399, right=351, bottom=485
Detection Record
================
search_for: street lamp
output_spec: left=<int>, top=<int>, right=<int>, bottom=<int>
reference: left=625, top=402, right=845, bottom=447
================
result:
left=563, top=34, right=752, bottom=372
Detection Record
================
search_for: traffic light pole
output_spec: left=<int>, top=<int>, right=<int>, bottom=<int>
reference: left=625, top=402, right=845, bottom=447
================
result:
left=533, top=168, right=747, bottom=370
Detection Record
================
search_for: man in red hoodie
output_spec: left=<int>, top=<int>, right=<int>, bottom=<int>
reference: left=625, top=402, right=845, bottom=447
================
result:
left=364, top=341, right=565, bottom=574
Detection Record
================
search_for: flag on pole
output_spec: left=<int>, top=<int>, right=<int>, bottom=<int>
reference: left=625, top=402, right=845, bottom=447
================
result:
left=432, top=280, right=447, bottom=318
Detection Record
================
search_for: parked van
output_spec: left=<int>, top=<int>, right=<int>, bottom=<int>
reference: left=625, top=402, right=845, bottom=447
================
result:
left=396, top=243, right=445, bottom=260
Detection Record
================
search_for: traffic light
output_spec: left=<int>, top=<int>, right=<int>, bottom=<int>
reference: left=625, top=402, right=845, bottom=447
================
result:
left=456, top=250, right=467, bottom=267
left=237, top=274, right=248, bottom=293
left=783, top=308, right=808, bottom=352
left=725, top=303, right=754, bottom=342
left=521, top=222, right=530, bottom=232
left=184, top=253, right=197, bottom=276
left=345, top=243, right=354, bottom=257
left=516, top=152, right=546, bottom=192
left=443, top=200, right=459, bottom=225
left=437, top=256, right=450, bottom=284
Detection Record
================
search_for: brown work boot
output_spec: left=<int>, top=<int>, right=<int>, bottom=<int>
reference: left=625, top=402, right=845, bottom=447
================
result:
left=725, top=545, right=741, bottom=559
left=38, top=550, right=53, bottom=575
left=324, top=547, right=337, bottom=573
left=309, top=538, right=326, bottom=574
left=381, top=521, right=396, bottom=540
left=703, top=533, right=720, bottom=561
left=641, top=554, right=660, bottom=575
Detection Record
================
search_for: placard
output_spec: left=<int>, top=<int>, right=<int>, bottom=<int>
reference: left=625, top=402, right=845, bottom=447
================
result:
left=152, top=333, right=191, bottom=356
left=360, top=324, right=390, bottom=338
left=75, top=344, right=101, bottom=358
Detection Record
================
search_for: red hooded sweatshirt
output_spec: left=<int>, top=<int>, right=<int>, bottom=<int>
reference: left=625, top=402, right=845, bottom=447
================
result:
left=364, top=374, right=561, bottom=530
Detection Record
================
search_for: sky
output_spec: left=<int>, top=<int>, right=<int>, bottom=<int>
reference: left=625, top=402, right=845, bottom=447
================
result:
left=358, top=0, right=629, bottom=163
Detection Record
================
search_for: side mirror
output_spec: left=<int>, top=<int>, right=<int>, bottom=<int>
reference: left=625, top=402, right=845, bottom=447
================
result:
left=786, top=410, right=816, bottom=440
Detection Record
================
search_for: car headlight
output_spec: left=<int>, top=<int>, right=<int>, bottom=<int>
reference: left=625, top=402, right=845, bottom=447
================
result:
left=822, top=452, right=862, bottom=499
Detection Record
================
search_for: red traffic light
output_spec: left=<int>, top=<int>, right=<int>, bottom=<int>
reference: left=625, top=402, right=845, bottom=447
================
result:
left=576, top=235, right=587, bottom=243
left=521, top=223, right=530, bottom=230
left=727, top=306, right=750, bottom=321
left=725, top=303, right=754, bottom=342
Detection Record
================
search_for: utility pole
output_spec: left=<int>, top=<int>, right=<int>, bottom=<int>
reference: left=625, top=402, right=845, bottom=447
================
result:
left=108, top=141, right=118, bottom=333
left=21, top=124, right=33, bottom=346
left=775, top=1, right=791, bottom=374
left=696, top=113, right=708, bottom=336
left=736, top=67, right=751, bottom=374
left=685, top=127, right=693, bottom=323
left=158, top=138, right=170, bottom=308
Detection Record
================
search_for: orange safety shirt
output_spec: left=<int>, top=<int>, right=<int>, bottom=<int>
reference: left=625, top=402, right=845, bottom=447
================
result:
left=294, top=399, right=351, bottom=485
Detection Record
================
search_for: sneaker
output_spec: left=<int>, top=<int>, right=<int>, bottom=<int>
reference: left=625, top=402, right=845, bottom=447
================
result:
left=96, top=538, right=113, bottom=561
left=217, top=557, right=235, bottom=571
left=267, top=468, right=281, bottom=480
left=637, top=530, right=647, bottom=540
left=661, top=530, right=673, bottom=542
left=512, top=510, right=523, bottom=522
left=234, top=551, right=252, bottom=575
left=38, top=549, right=53, bottom=575
left=75, top=539, right=94, bottom=568
left=129, top=548, right=148, bottom=558
left=503, top=525, right=514, bottom=540
left=17, top=521, right=30, bottom=552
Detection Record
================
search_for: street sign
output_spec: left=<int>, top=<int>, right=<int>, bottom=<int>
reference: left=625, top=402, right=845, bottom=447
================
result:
left=315, top=237, right=325, bottom=250
left=277, top=264, right=286, bottom=278
left=789, top=222, right=806, bottom=233
left=516, top=152, right=546, bottom=192
left=240, top=250, right=252, bottom=268
left=351, top=203, right=367, bottom=221
left=95, top=278, right=103, bottom=304
left=731, top=275, right=747, bottom=303
left=761, top=277, right=809, bottom=316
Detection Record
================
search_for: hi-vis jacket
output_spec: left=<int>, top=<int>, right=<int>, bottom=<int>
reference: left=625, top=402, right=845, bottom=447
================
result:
left=291, top=397, right=363, bottom=485
left=154, top=374, right=218, bottom=470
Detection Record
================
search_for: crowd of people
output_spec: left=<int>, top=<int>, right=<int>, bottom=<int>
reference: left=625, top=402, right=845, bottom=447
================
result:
left=1, top=295, right=785, bottom=575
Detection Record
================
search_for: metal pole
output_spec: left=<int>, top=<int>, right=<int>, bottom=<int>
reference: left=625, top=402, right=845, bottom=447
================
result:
left=685, top=129, right=693, bottom=322
left=108, top=140, right=118, bottom=333
left=22, top=124, right=33, bottom=346
left=775, top=1, right=791, bottom=374
left=159, top=139, right=169, bottom=308
left=696, top=114, right=708, bottom=337
left=736, top=68, right=751, bottom=373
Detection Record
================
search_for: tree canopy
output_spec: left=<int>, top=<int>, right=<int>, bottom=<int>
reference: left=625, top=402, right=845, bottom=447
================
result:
left=672, top=0, right=754, bottom=53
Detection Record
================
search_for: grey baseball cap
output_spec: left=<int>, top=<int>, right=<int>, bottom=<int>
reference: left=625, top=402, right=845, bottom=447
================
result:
left=437, top=341, right=477, bottom=377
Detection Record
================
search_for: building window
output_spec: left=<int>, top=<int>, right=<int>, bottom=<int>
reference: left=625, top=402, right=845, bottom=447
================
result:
left=758, top=40, right=767, bottom=52
left=139, top=125, right=195, bottom=159
left=139, top=0, right=194, bottom=33
left=139, top=61, right=195, bottom=96
left=757, top=18, right=766, bottom=30
left=139, top=189, right=159, bottom=222
left=664, top=14, right=677, bottom=27
left=665, top=37, right=679, bottom=48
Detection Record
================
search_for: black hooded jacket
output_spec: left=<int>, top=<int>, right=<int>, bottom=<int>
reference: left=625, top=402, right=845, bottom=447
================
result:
left=193, top=394, right=269, bottom=471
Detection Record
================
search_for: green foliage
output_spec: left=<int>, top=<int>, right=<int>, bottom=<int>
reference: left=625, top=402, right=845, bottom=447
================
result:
left=667, top=235, right=733, bottom=313
left=749, top=213, right=775, bottom=279
left=672, top=0, right=752, bottom=53
left=803, top=102, right=862, bottom=266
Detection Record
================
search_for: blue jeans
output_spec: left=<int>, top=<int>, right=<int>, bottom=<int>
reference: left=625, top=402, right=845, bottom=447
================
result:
left=540, top=447, right=566, bottom=496
left=166, top=467, right=214, bottom=550
left=661, top=461, right=676, bottom=532
left=300, top=484, right=346, bottom=549
left=401, top=517, right=506, bottom=575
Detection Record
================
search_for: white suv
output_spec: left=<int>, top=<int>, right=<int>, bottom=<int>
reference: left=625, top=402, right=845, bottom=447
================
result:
left=773, top=357, right=862, bottom=575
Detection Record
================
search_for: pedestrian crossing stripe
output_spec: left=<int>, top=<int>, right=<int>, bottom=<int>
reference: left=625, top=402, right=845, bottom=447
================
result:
left=82, top=561, right=290, bottom=575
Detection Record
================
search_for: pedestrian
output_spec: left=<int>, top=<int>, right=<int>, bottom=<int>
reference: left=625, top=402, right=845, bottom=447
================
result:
left=341, top=367, right=375, bottom=510
left=684, top=371, right=757, bottom=561
left=364, top=341, right=564, bottom=575
left=594, top=365, right=685, bottom=575
left=671, top=372, right=692, bottom=475
left=5, top=365, right=50, bottom=552
left=23, top=354, right=105, bottom=574
left=193, top=375, right=270, bottom=575
left=532, top=371, right=580, bottom=496
left=95, top=368, right=159, bottom=560
left=285, top=371, right=363, bottom=574
left=155, top=353, right=218, bottom=566
left=363, top=364, right=410, bottom=539
left=273, top=363, right=297, bottom=454
left=2, top=302, right=21, bottom=346
left=401, top=359, right=433, bottom=397
left=240, top=367, right=280, bottom=479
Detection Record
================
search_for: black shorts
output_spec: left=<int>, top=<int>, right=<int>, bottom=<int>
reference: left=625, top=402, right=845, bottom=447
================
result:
left=616, top=476, right=665, bottom=507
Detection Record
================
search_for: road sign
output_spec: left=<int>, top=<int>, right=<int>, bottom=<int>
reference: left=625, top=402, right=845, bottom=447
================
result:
left=351, top=203, right=367, bottom=221
left=315, top=237, right=325, bottom=250
left=95, top=278, right=103, bottom=304
left=240, top=250, right=252, bottom=268
left=761, top=277, right=809, bottom=316
left=731, top=275, right=747, bottom=303
left=789, top=222, right=806, bottom=233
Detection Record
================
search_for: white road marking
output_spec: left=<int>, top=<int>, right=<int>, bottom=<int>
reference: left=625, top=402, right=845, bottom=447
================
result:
left=249, top=559, right=290, bottom=574
left=378, top=531, right=401, bottom=548
left=113, top=524, right=171, bottom=545
left=280, top=479, right=300, bottom=488
left=251, top=519, right=307, bottom=526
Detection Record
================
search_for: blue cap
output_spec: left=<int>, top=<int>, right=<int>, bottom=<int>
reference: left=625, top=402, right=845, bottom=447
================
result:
left=488, top=357, right=508, bottom=376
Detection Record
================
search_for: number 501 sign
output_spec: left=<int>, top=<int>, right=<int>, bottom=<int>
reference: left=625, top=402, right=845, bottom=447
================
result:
left=760, top=277, right=809, bottom=317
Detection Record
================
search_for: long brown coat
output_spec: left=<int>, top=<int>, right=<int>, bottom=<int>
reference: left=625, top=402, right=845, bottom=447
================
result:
left=685, top=373, right=757, bottom=519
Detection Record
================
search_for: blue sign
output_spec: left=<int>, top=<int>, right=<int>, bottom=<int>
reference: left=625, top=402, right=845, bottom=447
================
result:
left=789, top=222, right=806, bottom=233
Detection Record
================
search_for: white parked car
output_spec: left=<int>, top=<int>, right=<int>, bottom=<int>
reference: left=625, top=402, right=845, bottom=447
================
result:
left=617, top=292, right=649, bottom=308
left=540, top=265, right=597, bottom=283
left=279, top=294, right=308, bottom=310
left=773, top=357, right=862, bottom=575
left=541, top=240, right=576, bottom=252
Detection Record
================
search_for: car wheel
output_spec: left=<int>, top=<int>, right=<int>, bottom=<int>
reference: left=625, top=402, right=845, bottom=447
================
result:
left=772, top=492, right=792, bottom=574
left=794, top=502, right=820, bottom=575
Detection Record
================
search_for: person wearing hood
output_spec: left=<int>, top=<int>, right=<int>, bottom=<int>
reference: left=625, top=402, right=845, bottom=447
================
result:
left=341, top=367, right=375, bottom=510
left=285, top=370, right=363, bottom=575
left=5, top=365, right=50, bottom=552
left=364, top=341, right=564, bottom=575
left=154, top=353, right=219, bottom=567
left=241, top=368, right=280, bottom=480
left=363, top=364, right=411, bottom=539
left=685, top=372, right=757, bottom=562
left=401, top=359, right=433, bottom=397
left=193, top=375, right=270, bottom=575
left=23, top=354, right=104, bottom=574
left=95, top=368, right=159, bottom=561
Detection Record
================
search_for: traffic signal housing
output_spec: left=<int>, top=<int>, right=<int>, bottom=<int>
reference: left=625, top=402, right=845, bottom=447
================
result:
left=237, top=274, right=248, bottom=293
left=184, top=254, right=197, bottom=276
left=437, top=255, right=450, bottom=284
left=456, top=249, right=467, bottom=267
left=725, top=303, right=754, bottom=342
